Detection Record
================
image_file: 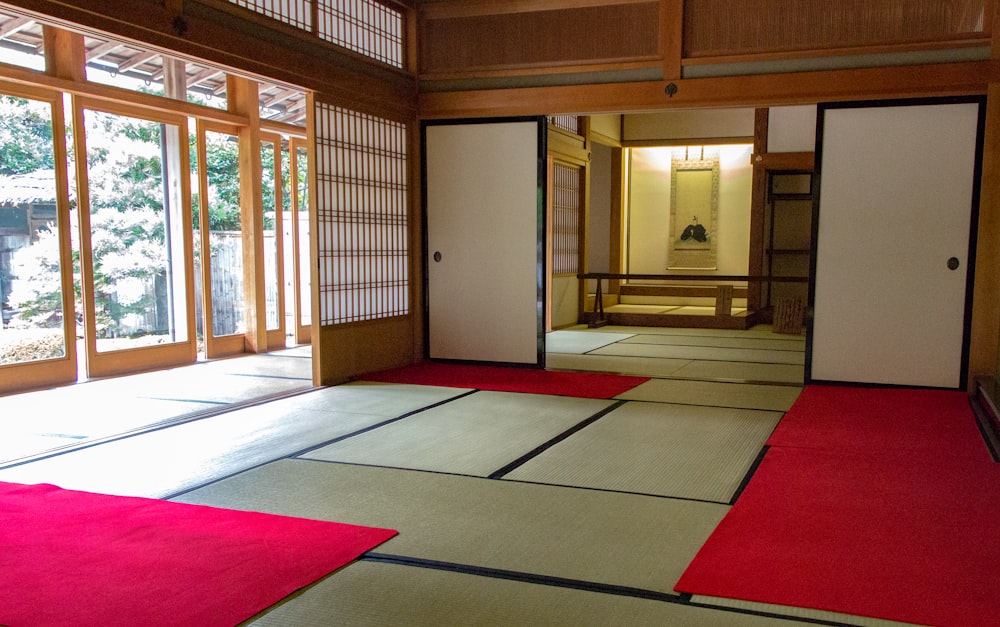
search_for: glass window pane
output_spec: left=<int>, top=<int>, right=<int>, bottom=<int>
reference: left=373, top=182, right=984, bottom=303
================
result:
left=82, top=109, right=189, bottom=352
left=295, top=145, right=311, bottom=328
left=0, top=95, right=67, bottom=365
left=261, top=140, right=280, bottom=331
left=204, top=130, right=245, bottom=338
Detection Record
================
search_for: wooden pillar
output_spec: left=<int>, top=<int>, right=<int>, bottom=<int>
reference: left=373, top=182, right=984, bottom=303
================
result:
left=43, top=26, right=85, bottom=82
left=609, top=146, right=625, bottom=297
left=229, top=75, right=268, bottom=353
left=661, top=0, right=684, bottom=81
left=747, top=107, right=769, bottom=312
left=578, top=117, right=593, bottom=324
left=969, top=83, right=1000, bottom=386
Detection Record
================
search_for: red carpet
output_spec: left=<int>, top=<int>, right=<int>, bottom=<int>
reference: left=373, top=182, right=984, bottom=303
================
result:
left=767, top=385, right=987, bottom=460
left=0, top=482, right=397, bottom=626
left=676, top=386, right=1000, bottom=626
left=356, top=361, right=649, bottom=398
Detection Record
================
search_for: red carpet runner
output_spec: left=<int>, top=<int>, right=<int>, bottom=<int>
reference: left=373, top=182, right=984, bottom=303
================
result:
left=0, top=482, right=397, bottom=626
left=675, top=386, right=1000, bottom=627
left=356, top=361, right=648, bottom=399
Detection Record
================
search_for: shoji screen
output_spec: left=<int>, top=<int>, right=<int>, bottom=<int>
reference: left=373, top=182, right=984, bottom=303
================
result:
left=423, top=119, right=545, bottom=366
left=809, top=99, right=982, bottom=388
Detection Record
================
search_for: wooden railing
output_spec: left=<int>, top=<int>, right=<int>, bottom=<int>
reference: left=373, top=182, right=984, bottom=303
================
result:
left=578, top=272, right=809, bottom=328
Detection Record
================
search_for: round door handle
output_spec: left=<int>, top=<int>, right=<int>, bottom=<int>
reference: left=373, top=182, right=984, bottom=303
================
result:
left=433, top=251, right=442, bottom=263
left=947, top=257, right=960, bottom=271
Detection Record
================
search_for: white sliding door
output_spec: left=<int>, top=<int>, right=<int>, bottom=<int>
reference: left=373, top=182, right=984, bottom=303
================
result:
left=424, top=119, right=545, bottom=365
left=809, top=99, right=982, bottom=388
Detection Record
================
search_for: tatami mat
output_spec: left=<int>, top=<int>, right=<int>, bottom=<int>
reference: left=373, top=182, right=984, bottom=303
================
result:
left=589, top=342, right=805, bottom=365
left=0, top=384, right=468, bottom=497
left=503, top=401, right=782, bottom=503
left=691, top=596, right=921, bottom=627
left=0, top=432, right=85, bottom=462
left=301, top=391, right=614, bottom=477
left=670, top=360, right=804, bottom=384
left=546, top=352, right=804, bottom=385
left=617, top=379, right=802, bottom=411
left=544, top=330, right=635, bottom=354
left=557, top=324, right=785, bottom=339
left=0, top=348, right=315, bottom=464
left=106, top=361, right=311, bottom=404
left=284, top=381, right=471, bottom=417
left=621, top=333, right=805, bottom=352
left=545, top=352, right=692, bottom=378
left=248, top=561, right=818, bottom=626
left=0, top=393, right=221, bottom=462
left=176, top=458, right=728, bottom=594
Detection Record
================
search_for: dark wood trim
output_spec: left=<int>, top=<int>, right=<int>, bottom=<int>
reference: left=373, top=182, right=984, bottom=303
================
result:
left=748, top=108, right=768, bottom=311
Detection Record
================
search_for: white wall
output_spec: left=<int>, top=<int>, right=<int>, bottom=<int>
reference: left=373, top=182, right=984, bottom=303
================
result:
left=589, top=114, right=621, bottom=143
left=624, top=109, right=755, bottom=142
left=768, top=105, right=817, bottom=153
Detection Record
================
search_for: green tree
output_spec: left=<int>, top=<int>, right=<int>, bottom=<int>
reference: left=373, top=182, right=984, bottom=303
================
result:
left=0, top=95, right=55, bottom=175
left=204, top=134, right=242, bottom=231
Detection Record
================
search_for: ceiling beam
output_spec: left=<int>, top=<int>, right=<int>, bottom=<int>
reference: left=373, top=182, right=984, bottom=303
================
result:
left=0, top=16, right=34, bottom=38
left=185, top=66, right=222, bottom=88
left=85, top=39, right=121, bottom=61
left=115, top=50, right=158, bottom=73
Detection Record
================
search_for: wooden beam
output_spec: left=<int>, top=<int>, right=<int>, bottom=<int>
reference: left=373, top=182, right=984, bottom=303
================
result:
left=115, top=50, right=158, bottom=73
left=419, top=60, right=997, bottom=118
left=0, top=16, right=34, bottom=37
left=661, top=0, right=683, bottom=81
left=0, top=61, right=249, bottom=125
left=85, top=40, right=122, bottom=62
left=420, top=0, right=650, bottom=20
left=185, top=66, right=223, bottom=88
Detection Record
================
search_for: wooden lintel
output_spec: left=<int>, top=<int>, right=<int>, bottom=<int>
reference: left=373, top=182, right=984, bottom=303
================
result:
left=419, top=60, right=998, bottom=118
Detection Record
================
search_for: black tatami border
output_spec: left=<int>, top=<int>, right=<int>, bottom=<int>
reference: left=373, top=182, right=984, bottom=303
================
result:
left=360, top=553, right=856, bottom=626
left=487, top=400, right=627, bottom=479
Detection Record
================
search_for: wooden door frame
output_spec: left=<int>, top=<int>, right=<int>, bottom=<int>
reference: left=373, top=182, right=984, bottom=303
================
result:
left=289, top=136, right=312, bottom=345
left=0, top=82, right=77, bottom=393
left=260, top=131, right=287, bottom=351
left=73, top=97, right=197, bottom=378
left=421, top=116, right=547, bottom=367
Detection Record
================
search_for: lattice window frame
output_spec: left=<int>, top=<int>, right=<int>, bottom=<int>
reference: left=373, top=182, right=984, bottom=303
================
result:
left=551, top=161, right=581, bottom=276
left=548, top=115, right=581, bottom=136
left=314, top=102, right=409, bottom=326
left=228, top=0, right=405, bottom=69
